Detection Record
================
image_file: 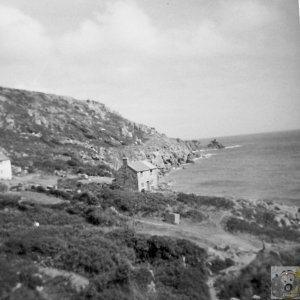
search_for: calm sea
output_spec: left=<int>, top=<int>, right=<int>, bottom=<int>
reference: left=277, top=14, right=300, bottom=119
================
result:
left=166, top=130, right=300, bottom=206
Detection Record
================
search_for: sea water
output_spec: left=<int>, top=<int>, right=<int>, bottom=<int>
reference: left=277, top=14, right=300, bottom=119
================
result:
left=166, top=130, right=300, bottom=206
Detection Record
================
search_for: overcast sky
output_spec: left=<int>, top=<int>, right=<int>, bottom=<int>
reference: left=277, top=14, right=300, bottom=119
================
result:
left=0, top=0, right=300, bottom=139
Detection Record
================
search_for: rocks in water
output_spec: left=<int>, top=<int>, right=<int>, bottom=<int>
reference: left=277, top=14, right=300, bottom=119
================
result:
left=186, top=153, right=196, bottom=163
left=207, top=139, right=225, bottom=149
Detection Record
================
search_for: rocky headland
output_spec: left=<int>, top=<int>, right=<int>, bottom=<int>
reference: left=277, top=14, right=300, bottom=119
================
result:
left=0, top=86, right=203, bottom=176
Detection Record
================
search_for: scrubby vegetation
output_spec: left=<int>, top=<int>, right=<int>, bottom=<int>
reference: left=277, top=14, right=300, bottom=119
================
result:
left=210, top=257, right=234, bottom=274
left=177, top=192, right=234, bottom=209
left=216, top=247, right=300, bottom=300
left=226, top=217, right=300, bottom=242
left=0, top=186, right=212, bottom=300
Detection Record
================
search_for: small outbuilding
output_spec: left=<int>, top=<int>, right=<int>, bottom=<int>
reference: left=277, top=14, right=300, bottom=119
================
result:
left=115, top=157, right=160, bottom=191
left=0, top=153, right=12, bottom=180
left=165, top=213, right=180, bottom=225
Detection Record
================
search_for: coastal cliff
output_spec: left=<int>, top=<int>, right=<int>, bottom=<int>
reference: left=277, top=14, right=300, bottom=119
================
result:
left=0, top=86, right=202, bottom=174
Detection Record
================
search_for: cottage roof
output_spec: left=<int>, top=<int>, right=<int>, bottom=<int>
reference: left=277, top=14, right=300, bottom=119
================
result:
left=0, top=153, right=9, bottom=161
left=128, top=160, right=158, bottom=172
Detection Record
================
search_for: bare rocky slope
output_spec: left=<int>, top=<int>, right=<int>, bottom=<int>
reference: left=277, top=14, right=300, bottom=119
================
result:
left=0, top=86, right=202, bottom=175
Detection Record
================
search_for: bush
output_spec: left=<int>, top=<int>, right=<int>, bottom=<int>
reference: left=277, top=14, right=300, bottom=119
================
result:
left=4, top=228, right=67, bottom=257
left=0, top=211, right=33, bottom=230
left=180, top=209, right=206, bottom=222
left=210, top=258, right=234, bottom=274
left=0, top=257, right=43, bottom=300
left=156, top=263, right=209, bottom=300
left=99, top=188, right=175, bottom=217
left=85, top=208, right=122, bottom=226
left=55, top=237, right=122, bottom=276
left=177, top=193, right=234, bottom=209
left=75, top=163, right=113, bottom=177
left=48, top=188, right=72, bottom=200
left=0, top=193, right=21, bottom=209
left=73, top=191, right=99, bottom=205
left=226, top=217, right=300, bottom=241
left=215, top=248, right=300, bottom=300
left=35, top=159, right=68, bottom=172
left=0, top=183, right=8, bottom=193
left=31, top=185, right=72, bottom=200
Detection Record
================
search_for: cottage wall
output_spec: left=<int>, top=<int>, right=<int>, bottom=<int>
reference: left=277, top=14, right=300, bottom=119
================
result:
left=115, top=165, right=138, bottom=190
left=137, top=169, right=159, bottom=191
left=0, top=160, right=12, bottom=180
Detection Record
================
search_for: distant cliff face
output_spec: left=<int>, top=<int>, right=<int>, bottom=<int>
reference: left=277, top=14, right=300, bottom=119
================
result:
left=0, top=86, right=202, bottom=174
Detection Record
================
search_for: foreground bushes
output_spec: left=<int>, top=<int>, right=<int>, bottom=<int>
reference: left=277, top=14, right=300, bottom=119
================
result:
left=156, top=263, right=209, bottom=300
left=217, top=247, right=300, bottom=300
left=0, top=257, right=46, bottom=300
left=0, top=185, right=221, bottom=299
left=1, top=224, right=210, bottom=299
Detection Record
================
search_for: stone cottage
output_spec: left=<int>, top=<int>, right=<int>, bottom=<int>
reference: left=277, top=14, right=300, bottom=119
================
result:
left=116, top=157, right=160, bottom=191
left=0, top=153, right=12, bottom=180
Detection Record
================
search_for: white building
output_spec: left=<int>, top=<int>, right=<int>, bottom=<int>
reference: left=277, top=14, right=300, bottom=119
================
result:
left=0, top=153, right=12, bottom=180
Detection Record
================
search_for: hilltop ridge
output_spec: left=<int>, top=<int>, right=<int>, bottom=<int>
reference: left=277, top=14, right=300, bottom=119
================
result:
left=0, top=86, right=202, bottom=175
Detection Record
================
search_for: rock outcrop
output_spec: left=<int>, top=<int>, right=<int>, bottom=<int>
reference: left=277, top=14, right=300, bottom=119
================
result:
left=207, top=139, right=225, bottom=149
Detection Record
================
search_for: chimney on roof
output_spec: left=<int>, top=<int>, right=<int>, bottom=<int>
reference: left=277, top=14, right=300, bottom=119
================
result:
left=122, top=156, right=128, bottom=167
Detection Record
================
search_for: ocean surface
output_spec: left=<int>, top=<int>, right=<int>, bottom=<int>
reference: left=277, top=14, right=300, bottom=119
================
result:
left=166, top=130, right=300, bottom=206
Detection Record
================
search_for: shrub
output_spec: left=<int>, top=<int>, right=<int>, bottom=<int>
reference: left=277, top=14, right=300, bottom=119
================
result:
left=35, top=159, right=68, bottom=172
left=210, top=258, right=234, bottom=274
left=73, top=191, right=99, bottom=205
left=99, top=188, right=175, bottom=217
left=48, top=188, right=72, bottom=200
left=180, top=209, right=206, bottom=222
left=0, top=211, right=33, bottom=230
left=67, top=158, right=79, bottom=167
left=0, top=183, right=8, bottom=193
left=85, top=208, right=121, bottom=226
left=35, top=185, right=46, bottom=193
left=4, top=230, right=67, bottom=258
left=75, top=163, right=113, bottom=177
left=177, top=193, right=234, bottom=209
left=0, top=257, right=43, bottom=300
left=25, top=206, right=84, bottom=226
left=226, top=217, right=300, bottom=241
left=156, top=263, right=209, bottom=300
left=215, top=248, right=300, bottom=300
left=0, top=193, right=21, bottom=209
left=55, top=237, right=121, bottom=276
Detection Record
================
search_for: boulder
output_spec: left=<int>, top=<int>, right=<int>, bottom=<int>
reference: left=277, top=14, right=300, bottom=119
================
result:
left=281, top=217, right=291, bottom=227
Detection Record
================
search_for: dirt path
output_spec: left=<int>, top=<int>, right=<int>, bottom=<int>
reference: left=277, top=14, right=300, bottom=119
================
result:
left=136, top=215, right=261, bottom=300
left=136, top=217, right=261, bottom=256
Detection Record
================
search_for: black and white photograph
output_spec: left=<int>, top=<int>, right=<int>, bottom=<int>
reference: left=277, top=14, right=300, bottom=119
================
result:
left=0, top=1, right=300, bottom=299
